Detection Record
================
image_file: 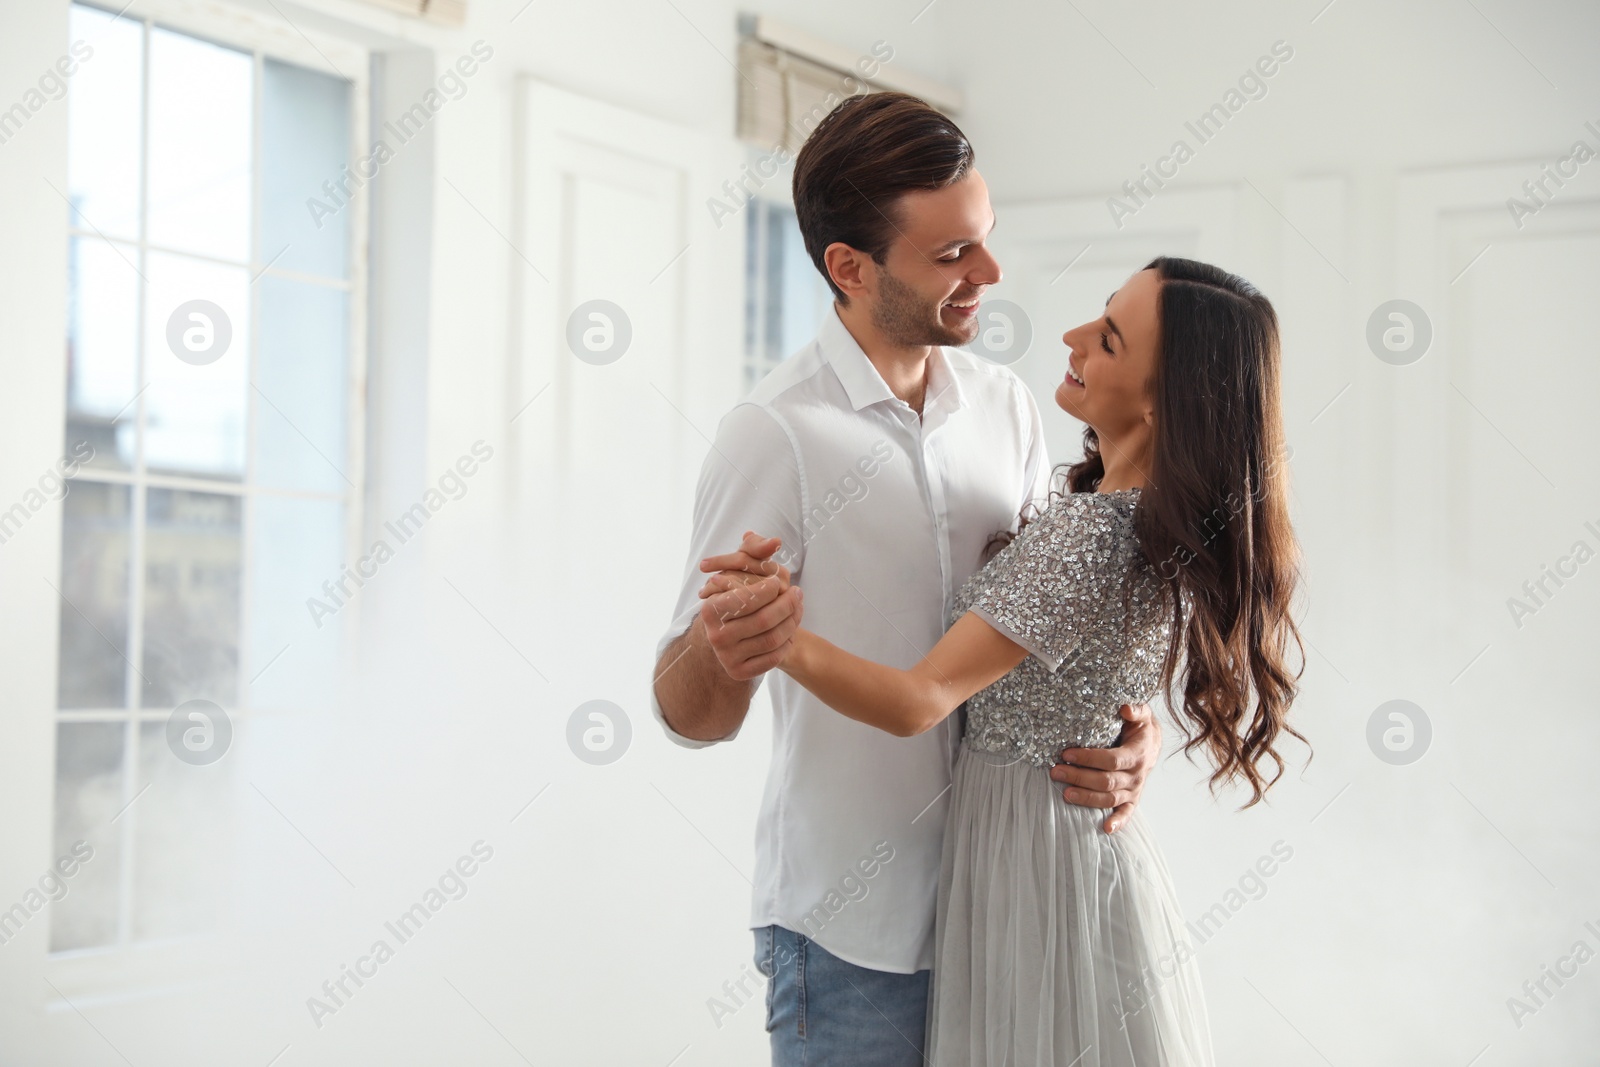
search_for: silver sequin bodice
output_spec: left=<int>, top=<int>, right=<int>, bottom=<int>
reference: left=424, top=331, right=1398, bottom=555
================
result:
left=951, top=489, right=1170, bottom=767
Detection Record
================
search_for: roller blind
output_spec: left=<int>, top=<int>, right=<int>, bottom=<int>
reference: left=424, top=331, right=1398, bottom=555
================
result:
left=736, top=38, right=885, bottom=154
left=349, top=0, right=466, bottom=26
left=735, top=20, right=961, bottom=155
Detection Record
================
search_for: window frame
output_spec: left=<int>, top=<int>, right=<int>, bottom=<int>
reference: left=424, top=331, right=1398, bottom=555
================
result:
left=52, top=0, right=370, bottom=985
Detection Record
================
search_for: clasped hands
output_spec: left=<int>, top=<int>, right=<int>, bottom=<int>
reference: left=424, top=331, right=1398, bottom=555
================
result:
left=694, top=532, right=1160, bottom=833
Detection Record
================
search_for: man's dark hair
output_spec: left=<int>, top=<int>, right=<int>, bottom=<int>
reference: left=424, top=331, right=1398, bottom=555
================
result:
left=791, top=91, right=974, bottom=304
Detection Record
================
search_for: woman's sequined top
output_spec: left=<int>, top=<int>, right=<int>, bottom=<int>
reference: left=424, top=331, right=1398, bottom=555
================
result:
left=953, top=489, right=1171, bottom=766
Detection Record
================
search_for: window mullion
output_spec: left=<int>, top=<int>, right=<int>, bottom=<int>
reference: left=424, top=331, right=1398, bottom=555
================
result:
left=113, top=11, right=157, bottom=952
left=238, top=47, right=265, bottom=709
left=340, top=52, right=370, bottom=654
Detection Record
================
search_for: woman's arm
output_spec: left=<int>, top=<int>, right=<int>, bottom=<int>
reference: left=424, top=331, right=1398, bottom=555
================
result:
left=780, top=612, right=1029, bottom=737
left=696, top=550, right=1030, bottom=737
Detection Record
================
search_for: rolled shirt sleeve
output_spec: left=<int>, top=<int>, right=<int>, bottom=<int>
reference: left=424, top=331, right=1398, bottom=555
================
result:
left=650, top=402, right=804, bottom=747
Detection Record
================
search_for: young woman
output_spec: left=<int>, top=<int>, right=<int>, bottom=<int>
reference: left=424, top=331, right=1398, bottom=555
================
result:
left=701, top=257, right=1305, bottom=1065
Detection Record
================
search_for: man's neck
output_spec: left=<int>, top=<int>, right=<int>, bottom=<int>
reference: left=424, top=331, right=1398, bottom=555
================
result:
left=835, top=301, right=933, bottom=414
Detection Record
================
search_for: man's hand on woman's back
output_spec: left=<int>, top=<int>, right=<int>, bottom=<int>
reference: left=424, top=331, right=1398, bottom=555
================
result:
left=1052, top=702, right=1163, bottom=834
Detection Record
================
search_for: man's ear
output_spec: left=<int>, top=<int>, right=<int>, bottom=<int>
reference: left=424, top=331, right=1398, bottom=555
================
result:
left=823, top=242, right=871, bottom=302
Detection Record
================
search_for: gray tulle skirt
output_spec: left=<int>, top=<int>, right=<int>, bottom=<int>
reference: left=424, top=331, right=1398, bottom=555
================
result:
left=927, top=742, right=1214, bottom=1066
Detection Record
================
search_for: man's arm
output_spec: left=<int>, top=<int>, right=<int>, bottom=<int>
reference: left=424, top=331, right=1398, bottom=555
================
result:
left=654, top=540, right=800, bottom=742
left=649, top=398, right=804, bottom=749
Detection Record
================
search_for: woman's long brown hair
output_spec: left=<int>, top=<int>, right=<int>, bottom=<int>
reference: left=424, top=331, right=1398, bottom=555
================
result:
left=1003, top=256, right=1305, bottom=805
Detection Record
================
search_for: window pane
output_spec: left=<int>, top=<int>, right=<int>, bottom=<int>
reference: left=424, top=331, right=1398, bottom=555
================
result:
left=67, top=4, right=142, bottom=241
left=760, top=204, right=784, bottom=359
left=771, top=204, right=825, bottom=356
left=147, top=26, right=251, bottom=262
left=132, top=722, right=232, bottom=940
left=66, top=235, right=139, bottom=471
left=256, top=277, right=348, bottom=493
left=745, top=203, right=827, bottom=389
left=57, top=481, right=132, bottom=710
left=262, top=59, right=350, bottom=279
left=49, top=722, right=125, bottom=952
left=248, top=495, right=344, bottom=709
left=743, top=201, right=760, bottom=362
left=141, top=488, right=241, bottom=707
left=144, top=250, right=249, bottom=480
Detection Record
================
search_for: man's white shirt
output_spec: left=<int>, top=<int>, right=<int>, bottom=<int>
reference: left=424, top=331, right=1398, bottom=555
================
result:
left=651, top=306, right=1049, bottom=973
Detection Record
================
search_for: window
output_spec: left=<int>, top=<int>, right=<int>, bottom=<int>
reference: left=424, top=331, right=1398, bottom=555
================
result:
left=53, top=2, right=365, bottom=954
left=743, top=199, right=830, bottom=391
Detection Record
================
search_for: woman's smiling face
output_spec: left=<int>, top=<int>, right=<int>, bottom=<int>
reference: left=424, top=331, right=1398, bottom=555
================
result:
left=1056, top=268, right=1162, bottom=440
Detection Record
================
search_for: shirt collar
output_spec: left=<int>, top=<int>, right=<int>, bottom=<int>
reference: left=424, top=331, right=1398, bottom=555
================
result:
left=922, top=344, right=967, bottom=423
left=819, top=305, right=968, bottom=417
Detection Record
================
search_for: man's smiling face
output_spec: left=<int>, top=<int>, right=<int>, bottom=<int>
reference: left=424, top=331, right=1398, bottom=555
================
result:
left=866, top=169, right=1003, bottom=348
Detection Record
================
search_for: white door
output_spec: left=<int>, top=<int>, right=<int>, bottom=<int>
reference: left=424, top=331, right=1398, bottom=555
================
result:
left=507, top=81, right=761, bottom=1065
left=512, top=79, right=744, bottom=521
left=510, top=74, right=747, bottom=661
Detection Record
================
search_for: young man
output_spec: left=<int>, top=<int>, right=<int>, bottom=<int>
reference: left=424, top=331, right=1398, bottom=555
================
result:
left=651, top=92, right=1162, bottom=1066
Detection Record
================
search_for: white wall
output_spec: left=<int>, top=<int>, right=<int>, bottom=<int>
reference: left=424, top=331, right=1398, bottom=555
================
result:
left=1, top=0, right=1596, bottom=1063
left=0, top=0, right=75, bottom=1053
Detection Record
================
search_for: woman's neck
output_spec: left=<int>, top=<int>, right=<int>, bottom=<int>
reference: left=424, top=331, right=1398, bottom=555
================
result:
left=1095, top=428, right=1153, bottom=492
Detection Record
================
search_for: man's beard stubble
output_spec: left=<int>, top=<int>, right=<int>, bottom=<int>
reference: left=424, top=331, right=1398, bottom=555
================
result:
left=870, top=267, right=977, bottom=349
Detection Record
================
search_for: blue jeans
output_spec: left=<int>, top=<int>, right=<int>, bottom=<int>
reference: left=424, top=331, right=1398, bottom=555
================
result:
left=754, top=924, right=930, bottom=1067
